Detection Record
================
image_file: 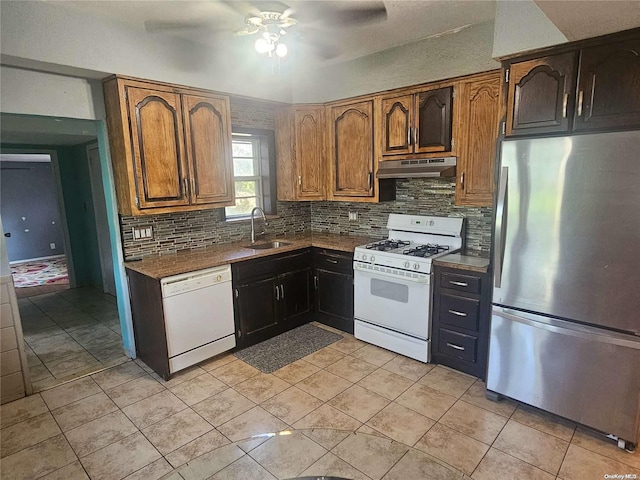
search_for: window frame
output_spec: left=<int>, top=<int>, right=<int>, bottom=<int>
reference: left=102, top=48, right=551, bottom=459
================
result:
left=224, top=127, right=276, bottom=220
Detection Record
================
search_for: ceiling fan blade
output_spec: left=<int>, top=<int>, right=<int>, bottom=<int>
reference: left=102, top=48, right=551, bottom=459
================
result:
left=295, top=28, right=344, bottom=59
left=144, top=20, right=218, bottom=32
left=295, top=1, right=387, bottom=28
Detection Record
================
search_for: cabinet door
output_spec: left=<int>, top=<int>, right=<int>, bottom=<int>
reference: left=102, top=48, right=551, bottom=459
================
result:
left=574, top=39, right=640, bottom=132
left=329, top=100, right=375, bottom=197
left=279, top=268, right=313, bottom=326
left=183, top=94, right=234, bottom=205
left=455, top=73, right=501, bottom=206
left=506, top=52, right=577, bottom=136
left=415, top=87, right=453, bottom=153
left=234, top=278, right=279, bottom=347
left=126, top=87, right=189, bottom=209
left=294, top=107, right=325, bottom=199
left=315, top=269, right=353, bottom=321
left=381, top=95, right=413, bottom=156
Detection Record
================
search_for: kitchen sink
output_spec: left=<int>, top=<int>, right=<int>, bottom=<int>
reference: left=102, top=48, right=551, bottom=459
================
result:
left=245, top=241, right=292, bottom=250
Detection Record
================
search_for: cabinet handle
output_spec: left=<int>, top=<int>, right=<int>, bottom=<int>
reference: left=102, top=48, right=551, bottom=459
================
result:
left=407, top=127, right=411, bottom=146
left=275, top=284, right=280, bottom=301
left=298, top=175, right=302, bottom=186
left=326, top=259, right=338, bottom=264
left=234, top=289, right=239, bottom=299
left=577, top=90, right=584, bottom=117
left=368, top=172, right=373, bottom=188
left=446, top=343, right=466, bottom=351
left=562, top=93, right=569, bottom=118
left=449, top=281, right=468, bottom=287
left=413, top=126, right=418, bottom=146
left=191, top=178, right=196, bottom=195
left=280, top=284, right=285, bottom=300
left=314, top=275, right=318, bottom=290
left=460, top=172, right=465, bottom=190
left=182, top=178, right=188, bottom=195
left=448, top=309, right=468, bottom=317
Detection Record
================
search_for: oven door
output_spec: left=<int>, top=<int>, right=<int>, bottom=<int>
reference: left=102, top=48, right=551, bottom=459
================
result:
left=354, top=263, right=432, bottom=339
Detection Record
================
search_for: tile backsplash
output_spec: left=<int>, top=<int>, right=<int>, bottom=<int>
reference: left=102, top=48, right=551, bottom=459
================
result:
left=310, top=178, right=493, bottom=254
left=120, top=201, right=310, bottom=259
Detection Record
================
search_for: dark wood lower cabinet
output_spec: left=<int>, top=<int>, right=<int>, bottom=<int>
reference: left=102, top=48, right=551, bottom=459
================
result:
left=232, top=249, right=314, bottom=349
left=432, top=265, right=491, bottom=379
left=232, top=247, right=355, bottom=348
left=313, top=249, right=354, bottom=334
left=234, top=277, right=280, bottom=347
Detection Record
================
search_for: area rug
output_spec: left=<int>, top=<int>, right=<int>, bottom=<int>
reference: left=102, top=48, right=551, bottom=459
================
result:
left=11, top=257, right=69, bottom=288
left=235, top=323, right=343, bottom=373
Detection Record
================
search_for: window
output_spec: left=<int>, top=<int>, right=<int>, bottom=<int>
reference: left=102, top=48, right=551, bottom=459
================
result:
left=225, top=129, right=276, bottom=219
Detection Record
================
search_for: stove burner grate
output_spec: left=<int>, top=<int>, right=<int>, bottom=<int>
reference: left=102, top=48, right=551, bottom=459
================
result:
left=403, top=244, right=450, bottom=258
left=365, top=239, right=410, bottom=251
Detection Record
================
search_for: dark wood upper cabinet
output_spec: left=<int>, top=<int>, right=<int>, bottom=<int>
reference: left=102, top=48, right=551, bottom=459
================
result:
left=505, top=29, right=640, bottom=137
left=506, top=52, right=578, bottom=136
left=183, top=94, right=234, bottom=206
left=415, top=86, right=453, bottom=153
left=380, top=87, right=453, bottom=157
left=126, top=87, right=189, bottom=209
left=381, top=95, right=413, bottom=156
left=574, top=38, right=640, bottom=132
left=328, top=100, right=375, bottom=198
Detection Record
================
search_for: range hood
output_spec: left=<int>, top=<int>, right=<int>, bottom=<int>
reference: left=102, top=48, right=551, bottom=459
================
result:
left=377, top=156, right=456, bottom=179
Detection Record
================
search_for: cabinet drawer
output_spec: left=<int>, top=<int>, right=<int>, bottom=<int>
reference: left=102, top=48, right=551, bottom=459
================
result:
left=440, top=272, right=481, bottom=294
left=313, top=250, right=353, bottom=275
left=438, top=328, right=477, bottom=363
left=233, top=249, right=311, bottom=283
left=439, top=294, right=480, bottom=331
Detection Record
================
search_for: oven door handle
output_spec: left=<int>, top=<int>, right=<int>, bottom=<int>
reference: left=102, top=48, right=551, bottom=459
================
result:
left=354, top=264, right=430, bottom=284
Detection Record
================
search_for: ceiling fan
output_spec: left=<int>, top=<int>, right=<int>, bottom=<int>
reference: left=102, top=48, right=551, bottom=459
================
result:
left=144, top=0, right=388, bottom=59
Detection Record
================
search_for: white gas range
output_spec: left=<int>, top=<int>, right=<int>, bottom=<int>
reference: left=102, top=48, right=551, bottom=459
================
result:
left=353, top=214, right=465, bottom=362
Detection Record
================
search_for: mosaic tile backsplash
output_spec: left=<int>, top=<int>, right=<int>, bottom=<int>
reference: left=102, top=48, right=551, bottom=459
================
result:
left=310, top=178, right=493, bottom=255
left=121, top=178, right=492, bottom=259
left=121, top=201, right=310, bottom=259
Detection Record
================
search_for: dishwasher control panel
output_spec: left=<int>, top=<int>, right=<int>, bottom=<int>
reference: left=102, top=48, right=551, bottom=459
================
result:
left=161, top=265, right=232, bottom=298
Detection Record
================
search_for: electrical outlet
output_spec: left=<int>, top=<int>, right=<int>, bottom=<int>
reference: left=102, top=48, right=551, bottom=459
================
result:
left=348, top=211, right=358, bottom=221
left=132, top=226, right=153, bottom=241
left=50, top=243, right=56, bottom=249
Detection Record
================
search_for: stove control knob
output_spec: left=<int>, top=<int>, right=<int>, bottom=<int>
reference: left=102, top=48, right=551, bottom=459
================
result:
left=404, top=261, right=410, bottom=268
left=413, top=263, right=420, bottom=270
left=362, top=254, right=368, bottom=261
left=370, top=255, right=376, bottom=262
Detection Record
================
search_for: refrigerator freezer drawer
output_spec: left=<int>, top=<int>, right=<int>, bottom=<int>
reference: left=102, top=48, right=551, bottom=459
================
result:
left=487, top=308, right=640, bottom=444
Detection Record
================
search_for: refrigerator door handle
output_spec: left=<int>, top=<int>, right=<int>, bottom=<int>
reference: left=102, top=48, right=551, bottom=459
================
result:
left=494, top=166, right=509, bottom=288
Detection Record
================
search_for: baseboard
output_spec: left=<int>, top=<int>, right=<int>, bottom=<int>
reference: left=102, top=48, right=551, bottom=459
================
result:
left=10, top=254, right=66, bottom=265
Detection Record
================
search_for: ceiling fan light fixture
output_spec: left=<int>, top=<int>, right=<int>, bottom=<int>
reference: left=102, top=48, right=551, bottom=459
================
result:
left=254, top=37, right=273, bottom=54
left=275, top=42, right=288, bottom=57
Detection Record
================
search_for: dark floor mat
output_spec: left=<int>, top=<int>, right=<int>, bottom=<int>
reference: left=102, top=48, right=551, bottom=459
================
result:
left=234, top=324, right=343, bottom=373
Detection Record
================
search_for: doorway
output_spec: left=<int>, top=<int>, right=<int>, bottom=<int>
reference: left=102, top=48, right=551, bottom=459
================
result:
left=1, top=114, right=133, bottom=390
left=0, top=152, right=71, bottom=298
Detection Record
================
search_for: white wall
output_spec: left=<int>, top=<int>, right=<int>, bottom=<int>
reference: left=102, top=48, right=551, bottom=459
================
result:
left=291, top=21, right=500, bottom=103
left=0, top=67, right=105, bottom=120
left=0, top=0, right=293, bottom=103
left=492, top=0, right=568, bottom=58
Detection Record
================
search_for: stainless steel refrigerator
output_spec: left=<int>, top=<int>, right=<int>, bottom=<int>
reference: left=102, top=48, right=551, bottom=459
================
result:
left=487, top=130, right=640, bottom=450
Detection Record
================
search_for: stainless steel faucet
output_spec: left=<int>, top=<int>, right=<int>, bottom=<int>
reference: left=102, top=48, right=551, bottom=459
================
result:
left=250, top=207, right=268, bottom=244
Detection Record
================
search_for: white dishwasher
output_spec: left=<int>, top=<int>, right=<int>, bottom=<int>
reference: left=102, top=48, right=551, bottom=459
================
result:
left=161, top=264, right=236, bottom=374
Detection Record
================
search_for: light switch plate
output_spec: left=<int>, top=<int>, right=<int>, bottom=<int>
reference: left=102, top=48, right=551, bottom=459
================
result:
left=132, top=226, right=153, bottom=240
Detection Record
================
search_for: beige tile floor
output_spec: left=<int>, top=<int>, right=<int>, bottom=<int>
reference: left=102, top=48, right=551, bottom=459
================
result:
left=1, top=323, right=639, bottom=480
left=18, top=288, right=128, bottom=391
